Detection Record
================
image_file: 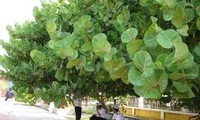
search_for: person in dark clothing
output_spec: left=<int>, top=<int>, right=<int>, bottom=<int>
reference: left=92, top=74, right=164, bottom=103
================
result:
left=5, top=88, right=14, bottom=101
left=72, top=98, right=82, bottom=120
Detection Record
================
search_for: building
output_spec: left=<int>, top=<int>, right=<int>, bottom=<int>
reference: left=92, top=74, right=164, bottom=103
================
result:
left=0, top=77, right=8, bottom=97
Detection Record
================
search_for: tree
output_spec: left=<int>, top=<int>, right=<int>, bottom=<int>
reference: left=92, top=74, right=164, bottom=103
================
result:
left=0, top=0, right=200, bottom=109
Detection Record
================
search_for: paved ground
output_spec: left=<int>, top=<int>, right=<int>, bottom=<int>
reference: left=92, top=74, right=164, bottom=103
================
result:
left=0, top=97, right=90, bottom=120
left=0, top=97, right=142, bottom=120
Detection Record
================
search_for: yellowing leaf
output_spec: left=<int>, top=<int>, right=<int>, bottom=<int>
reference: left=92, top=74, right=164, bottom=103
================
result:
left=126, top=39, right=144, bottom=60
left=92, top=33, right=111, bottom=56
left=174, top=42, right=189, bottom=60
left=46, top=20, right=57, bottom=35
left=172, top=4, right=185, bottom=27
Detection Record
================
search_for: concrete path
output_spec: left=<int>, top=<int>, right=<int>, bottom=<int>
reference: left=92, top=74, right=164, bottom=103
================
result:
left=0, top=97, right=141, bottom=120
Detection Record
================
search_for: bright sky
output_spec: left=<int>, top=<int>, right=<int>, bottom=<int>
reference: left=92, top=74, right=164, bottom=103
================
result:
left=0, top=0, right=41, bottom=55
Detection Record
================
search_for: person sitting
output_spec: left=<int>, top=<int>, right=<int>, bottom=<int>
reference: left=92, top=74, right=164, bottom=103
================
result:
left=90, top=102, right=107, bottom=120
left=112, top=104, right=125, bottom=120
left=188, top=112, right=200, bottom=120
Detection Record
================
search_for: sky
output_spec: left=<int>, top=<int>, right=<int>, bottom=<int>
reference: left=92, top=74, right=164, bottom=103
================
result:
left=0, top=0, right=41, bottom=55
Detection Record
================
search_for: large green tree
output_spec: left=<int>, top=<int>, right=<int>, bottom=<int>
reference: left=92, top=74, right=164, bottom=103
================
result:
left=0, top=0, right=200, bottom=108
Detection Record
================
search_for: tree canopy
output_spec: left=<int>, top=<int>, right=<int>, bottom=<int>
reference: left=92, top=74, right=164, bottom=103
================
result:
left=0, top=0, right=200, bottom=108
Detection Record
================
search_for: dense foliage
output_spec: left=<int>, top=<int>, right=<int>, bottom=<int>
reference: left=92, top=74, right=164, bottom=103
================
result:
left=0, top=0, right=200, bottom=108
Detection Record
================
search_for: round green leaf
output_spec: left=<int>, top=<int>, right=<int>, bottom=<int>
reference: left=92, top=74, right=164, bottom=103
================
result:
left=196, top=6, right=200, bottom=16
left=48, top=40, right=56, bottom=49
left=110, top=66, right=126, bottom=79
left=168, top=73, right=187, bottom=80
left=144, top=22, right=162, bottom=47
left=185, top=8, right=195, bottom=23
left=55, top=46, right=77, bottom=59
left=191, top=0, right=200, bottom=7
left=73, top=15, right=92, bottom=33
left=151, top=16, right=158, bottom=23
left=157, top=29, right=182, bottom=48
left=128, top=66, right=143, bottom=86
left=141, top=68, right=168, bottom=93
left=157, top=33, right=173, bottom=48
left=104, top=47, right=117, bottom=61
left=155, top=0, right=163, bottom=4
left=121, top=28, right=138, bottom=43
left=55, top=68, right=65, bottom=81
left=81, top=41, right=92, bottom=52
left=194, top=44, right=200, bottom=56
left=176, top=53, right=194, bottom=71
left=67, top=58, right=82, bottom=68
left=84, top=61, right=95, bottom=72
left=173, top=81, right=190, bottom=93
left=134, top=86, right=162, bottom=99
left=121, top=68, right=129, bottom=84
left=133, top=51, right=154, bottom=71
left=173, top=89, right=195, bottom=99
left=30, top=50, right=46, bottom=63
left=155, top=69, right=168, bottom=92
left=117, top=7, right=130, bottom=26
left=197, top=17, right=200, bottom=30
left=163, top=0, right=177, bottom=8
left=95, top=71, right=110, bottom=82
left=139, top=0, right=153, bottom=7
left=177, top=24, right=189, bottom=36
left=113, top=20, right=126, bottom=32
left=104, top=57, right=126, bottom=72
left=49, top=39, right=77, bottom=59
left=165, top=53, right=194, bottom=72
left=156, top=53, right=168, bottom=63
left=142, top=68, right=155, bottom=79
left=184, top=63, right=199, bottom=79
left=163, top=8, right=174, bottom=21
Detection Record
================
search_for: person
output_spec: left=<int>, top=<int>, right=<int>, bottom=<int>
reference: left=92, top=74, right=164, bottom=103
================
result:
left=90, top=102, right=107, bottom=120
left=72, top=98, right=82, bottom=120
left=5, top=88, right=14, bottom=101
left=112, top=104, right=125, bottom=120
left=188, top=112, right=200, bottom=120
left=5, top=88, right=15, bottom=106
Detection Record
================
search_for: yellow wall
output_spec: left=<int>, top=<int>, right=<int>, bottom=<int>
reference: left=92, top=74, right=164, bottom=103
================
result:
left=123, top=106, right=196, bottom=120
left=123, top=107, right=133, bottom=116
left=135, top=109, right=161, bottom=120
left=165, top=113, right=192, bottom=120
